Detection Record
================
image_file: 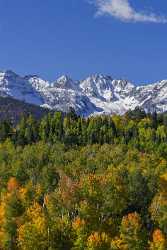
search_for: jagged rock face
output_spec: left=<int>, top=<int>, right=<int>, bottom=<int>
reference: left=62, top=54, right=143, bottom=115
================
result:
left=0, top=70, right=167, bottom=116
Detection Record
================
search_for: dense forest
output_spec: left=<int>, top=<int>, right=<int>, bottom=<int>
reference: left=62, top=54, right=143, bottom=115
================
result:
left=0, top=108, right=167, bottom=249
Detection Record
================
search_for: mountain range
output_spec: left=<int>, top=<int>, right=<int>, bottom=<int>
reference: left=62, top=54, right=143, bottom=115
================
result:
left=0, top=70, right=167, bottom=116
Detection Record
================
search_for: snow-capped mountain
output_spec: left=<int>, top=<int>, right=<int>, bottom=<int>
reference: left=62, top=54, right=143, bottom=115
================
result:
left=0, top=70, right=167, bottom=116
left=0, top=71, right=43, bottom=105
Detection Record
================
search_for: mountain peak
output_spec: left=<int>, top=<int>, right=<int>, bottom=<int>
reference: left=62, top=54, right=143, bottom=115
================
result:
left=86, top=74, right=113, bottom=81
left=53, top=75, right=79, bottom=90
left=57, top=75, right=72, bottom=82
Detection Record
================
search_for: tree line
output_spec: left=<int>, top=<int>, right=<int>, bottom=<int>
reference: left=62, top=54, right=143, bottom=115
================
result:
left=1, top=107, right=167, bottom=150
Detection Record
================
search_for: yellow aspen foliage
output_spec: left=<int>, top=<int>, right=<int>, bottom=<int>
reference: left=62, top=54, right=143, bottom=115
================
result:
left=72, top=217, right=85, bottom=231
left=149, top=229, right=167, bottom=250
left=121, top=212, right=141, bottom=228
left=0, top=201, right=5, bottom=223
left=43, top=194, right=49, bottom=206
left=72, top=217, right=88, bottom=249
left=18, top=187, right=28, bottom=201
left=7, top=177, right=19, bottom=192
left=17, top=202, right=48, bottom=250
left=26, top=202, right=46, bottom=230
left=0, top=201, right=6, bottom=247
left=159, top=173, right=167, bottom=191
left=150, top=173, right=167, bottom=234
left=120, top=212, right=147, bottom=250
left=17, top=222, right=48, bottom=250
left=111, top=237, right=124, bottom=249
left=87, top=231, right=110, bottom=250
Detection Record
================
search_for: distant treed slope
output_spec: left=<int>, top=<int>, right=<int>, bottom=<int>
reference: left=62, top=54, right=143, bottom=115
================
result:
left=0, top=96, right=50, bottom=124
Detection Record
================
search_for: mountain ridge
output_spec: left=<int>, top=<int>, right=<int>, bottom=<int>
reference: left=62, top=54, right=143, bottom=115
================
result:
left=0, top=70, right=167, bottom=116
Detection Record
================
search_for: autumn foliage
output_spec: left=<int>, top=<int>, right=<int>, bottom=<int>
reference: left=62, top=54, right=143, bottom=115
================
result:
left=0, top=110, right=166, bottom=249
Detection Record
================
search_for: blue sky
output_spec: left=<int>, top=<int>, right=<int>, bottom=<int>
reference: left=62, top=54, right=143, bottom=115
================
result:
left=0, top=0, right=167, bottom=84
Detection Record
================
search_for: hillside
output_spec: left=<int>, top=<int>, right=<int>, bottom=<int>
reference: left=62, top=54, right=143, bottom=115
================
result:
left=0, top=96, right=50, bottom=124
left=0, top=111, right=166, bottom=248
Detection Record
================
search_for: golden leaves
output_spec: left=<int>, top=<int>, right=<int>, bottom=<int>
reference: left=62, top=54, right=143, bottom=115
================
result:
left=72, top=217, right=85, bottom=231
left=7, top=177, right=19, bottom=192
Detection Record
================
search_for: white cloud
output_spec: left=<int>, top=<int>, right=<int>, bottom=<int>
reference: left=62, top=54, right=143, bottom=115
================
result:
left=93, top=0, right=167, bottom=23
